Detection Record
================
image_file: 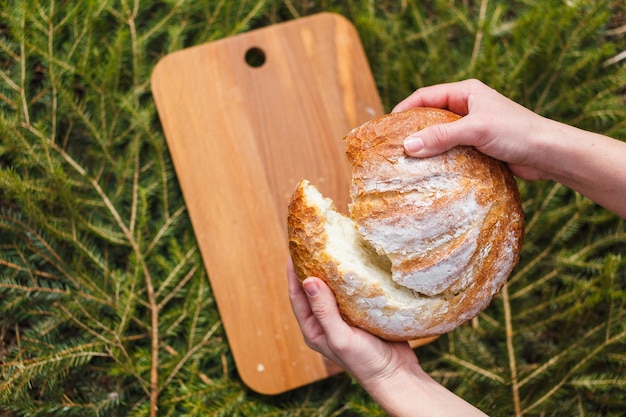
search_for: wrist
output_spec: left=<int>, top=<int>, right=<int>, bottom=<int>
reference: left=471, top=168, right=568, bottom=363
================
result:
left=525, top=118, right=626, bottom=218
left=360, top=361, right=488, bottom=417
left=536, top=119, right=609, bottom=188
left=531, top=118, right=576, bottom=181
left=359, top=361, right=425, bottom=416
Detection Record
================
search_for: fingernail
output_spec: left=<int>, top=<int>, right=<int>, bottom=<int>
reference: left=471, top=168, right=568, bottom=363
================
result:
left=404, top=135, right=424, bottom=153
left=303, top=279, right=320, bottom=297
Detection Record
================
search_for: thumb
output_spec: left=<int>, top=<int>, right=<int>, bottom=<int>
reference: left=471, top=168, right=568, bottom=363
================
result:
left=403, top=119, right=469, bottom=158
left=302, top=277, right=348, bottom=336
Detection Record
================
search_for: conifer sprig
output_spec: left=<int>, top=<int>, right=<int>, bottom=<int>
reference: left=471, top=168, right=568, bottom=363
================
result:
left=1, top=0, right=625, bottom=416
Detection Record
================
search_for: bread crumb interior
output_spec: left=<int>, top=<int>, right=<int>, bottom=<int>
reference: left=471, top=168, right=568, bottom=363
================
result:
left=302, top=183, right=392, bottom=282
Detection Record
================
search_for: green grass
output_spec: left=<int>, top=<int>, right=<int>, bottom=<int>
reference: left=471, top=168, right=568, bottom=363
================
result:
left=1, top=0, right=625, bottom=415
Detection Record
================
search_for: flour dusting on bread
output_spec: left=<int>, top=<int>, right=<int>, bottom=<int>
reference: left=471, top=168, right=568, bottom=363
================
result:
left=288, top=108, right=524, bottom=341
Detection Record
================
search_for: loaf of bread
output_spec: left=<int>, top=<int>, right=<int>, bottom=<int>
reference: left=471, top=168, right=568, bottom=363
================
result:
left=288, top=108, right=524, bottom=341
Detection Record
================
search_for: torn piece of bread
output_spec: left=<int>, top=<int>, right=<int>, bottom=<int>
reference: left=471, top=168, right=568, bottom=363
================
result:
left=287, top=108, right=524, bottom=341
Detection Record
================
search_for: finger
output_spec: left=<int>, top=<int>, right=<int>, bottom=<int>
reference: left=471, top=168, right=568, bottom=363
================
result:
left=392, top=79, right=485, bottom=114
left=391, top=81, right=469, bottom=113
left=286, top=261, right=334, bottom=351
left=286, top=259, right=315, bottom=325
left=403, top=117, right=476, bottom=158
left=301, top=277, right=352, bottom=341
left=286, top=258, right=303, bottom=303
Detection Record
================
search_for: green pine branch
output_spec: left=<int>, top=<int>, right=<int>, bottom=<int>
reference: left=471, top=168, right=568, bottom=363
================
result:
left=1, top=0, right=625, bottom=416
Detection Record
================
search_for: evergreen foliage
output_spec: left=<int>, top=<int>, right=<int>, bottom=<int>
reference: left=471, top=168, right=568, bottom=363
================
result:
left=1, top=0, right=624, bottom=415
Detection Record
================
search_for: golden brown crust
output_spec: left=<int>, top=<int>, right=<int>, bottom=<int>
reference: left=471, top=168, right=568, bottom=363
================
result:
left=288, top=108, right=524, bottom=341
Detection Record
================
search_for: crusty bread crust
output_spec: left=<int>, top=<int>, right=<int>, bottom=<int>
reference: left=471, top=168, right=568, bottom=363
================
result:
left=288, top=108, right=524, bottom=341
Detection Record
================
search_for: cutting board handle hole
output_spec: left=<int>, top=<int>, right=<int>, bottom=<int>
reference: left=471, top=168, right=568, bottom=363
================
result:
left=245, top=47, right=266, bottom=68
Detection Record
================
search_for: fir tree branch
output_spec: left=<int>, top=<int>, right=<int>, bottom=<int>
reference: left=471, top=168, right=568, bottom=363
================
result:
left=519, top=321, right=610, bottom=388
left=519, top=183, right=562, bottom=238
left=137, top=0, right=186, bottom=44
left=510, top=269, right=559, bottom=300
left=22, top=114, right=163, bottom=414
left=569, top=378, right=626, bottom=387
left=1, top=343, right=109, bottom=395
left=441, top=353, right=505, bottom=383
left=533, top=2, right=605, bottom=113
left=229, top=0, right=269, bottom=35
left=155, top=246, right=197, bottom=299
left=469, top=0, right=488, bottom=73
left=157, top=265, right=197, bottom=310
left=146, top=204, right=186, bottom=255
left=0, top=282, right=70, bottom=295
left=521, top=329, right=626, bottom=414
left=0, top=212, right=111, bottom=304
left=19, top=12, right=30, bottom=126
left=508, top=211, right=581, bottom=286
left=2, top=1, right=624, bottom=414
left=501, top=283, right=521, bottom=416
left=161, top=320, right=222, bottom=389
left=0, top=68, right=20, bottom=93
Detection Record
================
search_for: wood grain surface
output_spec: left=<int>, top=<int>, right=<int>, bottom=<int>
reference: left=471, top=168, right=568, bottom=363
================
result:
left=151, top=12, right=432, bottom=395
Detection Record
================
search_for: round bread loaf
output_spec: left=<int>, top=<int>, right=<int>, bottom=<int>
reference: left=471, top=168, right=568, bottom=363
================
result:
left=288, top=107, right=524, bottom=341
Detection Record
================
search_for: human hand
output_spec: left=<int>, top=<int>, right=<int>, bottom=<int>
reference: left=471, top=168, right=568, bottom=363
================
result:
left=392, top=79, right=554, bottom=181
left=286, top=258, right=420, bottom=387
left=287, top=259, right=490, bottom=416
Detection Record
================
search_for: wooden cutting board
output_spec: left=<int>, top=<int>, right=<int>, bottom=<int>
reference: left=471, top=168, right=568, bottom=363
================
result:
left=151, top=12, right=434, bottom=395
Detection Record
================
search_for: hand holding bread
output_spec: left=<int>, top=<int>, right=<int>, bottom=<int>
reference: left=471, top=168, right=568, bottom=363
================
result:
left=288, top=107, right=525, bottom=341
left=288, top=78, right=626, bottom=416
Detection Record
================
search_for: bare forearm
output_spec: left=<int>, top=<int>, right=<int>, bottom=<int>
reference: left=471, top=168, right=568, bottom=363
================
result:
left=535, top=118, right=626, bottom=218
left=359, top=362, right=488, bottom=417
left=395, top=80, right=626, bottom=220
